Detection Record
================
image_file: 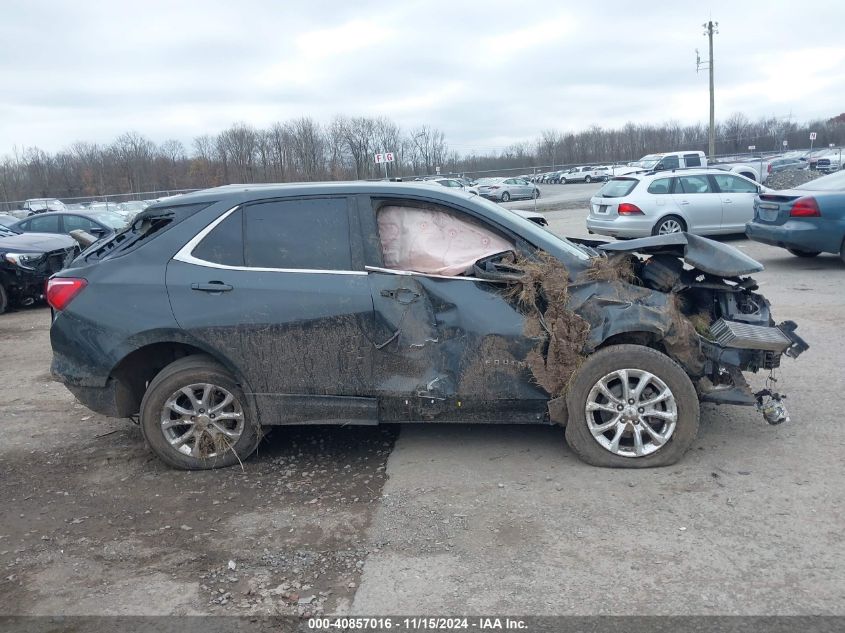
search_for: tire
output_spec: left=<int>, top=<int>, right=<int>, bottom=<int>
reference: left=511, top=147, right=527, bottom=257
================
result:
left=0, top=284, right=8, bottom=315
left=500, top=191, right=511, bottom=202
left=560, top=178, right=567, bottom=185
left=565, top=345, right=699, bottom=468
left=787, top=248, right=820, bottom=258
left=840, top=238, right=845, bottom=265
left=652, top=215, right=687, bottom=236
left=585, top=175, right=592, bottom=183
left=533, top=188, right=540, bottom=199
left=140, top=355, right=261, bottom=470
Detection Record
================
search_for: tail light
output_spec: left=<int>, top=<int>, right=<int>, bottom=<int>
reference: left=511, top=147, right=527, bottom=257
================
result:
left=617, top=203, right=644, bottom=215
left=789, top=197, right=821, bottom=217
left=767, top=164, right=772, bottom=173
left=46, top=277, right=87, bottom=311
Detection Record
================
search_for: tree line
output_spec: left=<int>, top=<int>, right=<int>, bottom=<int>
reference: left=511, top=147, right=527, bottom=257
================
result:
left=2, top=112, right=843, bottom=205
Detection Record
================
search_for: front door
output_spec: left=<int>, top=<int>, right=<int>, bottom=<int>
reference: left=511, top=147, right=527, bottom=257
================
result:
left=672, top=174, right=724, bottom=233
left=357, top=194, right=548, bottom=423
left=166, top=196, right=376, bottom=425
left=710, top=173, right=759, bottom=232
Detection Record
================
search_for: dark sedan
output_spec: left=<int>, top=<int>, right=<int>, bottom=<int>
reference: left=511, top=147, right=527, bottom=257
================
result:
left=746, top=170, right=845, bottom=262
left=10, top=210, right=127, bottom=240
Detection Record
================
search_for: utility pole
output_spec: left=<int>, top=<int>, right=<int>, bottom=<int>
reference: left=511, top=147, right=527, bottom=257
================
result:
left=697, top=19, right=718, bottom=159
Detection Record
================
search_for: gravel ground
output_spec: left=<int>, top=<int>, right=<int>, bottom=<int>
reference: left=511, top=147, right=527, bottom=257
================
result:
left=765, top=169, right=832, bottom=189
left=0, top=315, right=396, bottom=617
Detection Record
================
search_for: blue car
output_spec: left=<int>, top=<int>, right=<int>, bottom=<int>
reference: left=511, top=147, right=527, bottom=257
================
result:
left=746, top=170, right=845, bottom=262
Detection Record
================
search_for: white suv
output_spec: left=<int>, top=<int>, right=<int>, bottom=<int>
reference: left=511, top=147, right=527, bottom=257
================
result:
left=586, top=169, right=766, bottom=238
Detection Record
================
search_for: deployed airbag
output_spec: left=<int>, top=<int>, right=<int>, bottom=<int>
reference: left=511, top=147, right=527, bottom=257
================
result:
left=377, top=205, right=513, bottom=276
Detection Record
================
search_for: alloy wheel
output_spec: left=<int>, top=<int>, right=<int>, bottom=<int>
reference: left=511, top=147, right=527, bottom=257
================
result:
left=160, top=383, right=245, bottom=458
left=657, top=219, right=683, bottom=234
left=584, top=368, right=677, bottom=457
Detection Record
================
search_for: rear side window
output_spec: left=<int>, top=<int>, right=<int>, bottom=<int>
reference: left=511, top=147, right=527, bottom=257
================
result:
left=193, top=208, right=244, bottom=266
left=596, top=178, right=639, bottom=198
left=244, top=198, right=351, bottom=270
left=677, top=175, right=712, bottom=194
left=647, top=178, right=673, bottom=194
left=684, top=153, right=702, bottom=167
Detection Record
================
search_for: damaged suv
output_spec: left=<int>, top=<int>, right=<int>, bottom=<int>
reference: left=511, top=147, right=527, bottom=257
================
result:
left=49, top=183, right=807, bottom=469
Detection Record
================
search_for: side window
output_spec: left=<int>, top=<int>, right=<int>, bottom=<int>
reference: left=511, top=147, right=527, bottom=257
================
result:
left=28, top=215, right=60, bottom=233
left=243, top=198, right=351, bottom=270
left=713, top=174, right=757, bottom=194
left=684, top=153, right=702, bottom=167
left=193, top=208, right=244, bottom=266
left=660, top=156, right=680, bottom=170
left=647, top=178, right=673, bottom=194
left=677, top=175, right=712, bottom=194
left=374, top=202, right=514, bottom=277
left=63, top=215, right=96, bottom=233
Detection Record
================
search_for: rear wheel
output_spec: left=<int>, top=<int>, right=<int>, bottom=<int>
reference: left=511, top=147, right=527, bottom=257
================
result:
left=840, top=239, right=845, bottom=265
left=0, top=284, right=7, bottom=315
left=565, top=345, right=700, bottom=468
left=500, top=191, right=511, bottom=202
left=787, top=248, right=820, bottom=258
left=585, top=175, right=592, bottom=183
left=652, top=215, right=686, bottom=236
left=533, top=188, right=540, bottom=199
left=140, top=356, right=261, bottom=470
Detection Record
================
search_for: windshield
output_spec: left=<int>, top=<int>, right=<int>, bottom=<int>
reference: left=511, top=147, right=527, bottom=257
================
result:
left=795, top=170, right=845, bottom=192
left=596, top=178, right=639, bottom=198
left=475, top=178, right=502, bottom=184
left=0, top=224, right=20, bottom=237
left=633, top=154, right=661, bottom=169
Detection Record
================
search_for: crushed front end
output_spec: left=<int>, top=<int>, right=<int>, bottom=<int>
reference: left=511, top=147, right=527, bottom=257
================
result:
left=596, top=233, right=809, bottom=421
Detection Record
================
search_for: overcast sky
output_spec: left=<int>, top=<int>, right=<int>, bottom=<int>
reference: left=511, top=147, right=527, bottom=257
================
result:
left=2, top=0, right=844, bottom=156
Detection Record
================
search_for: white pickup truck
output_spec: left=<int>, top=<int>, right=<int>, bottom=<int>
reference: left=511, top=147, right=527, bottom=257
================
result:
left=559, top=166, right=608, bottom=184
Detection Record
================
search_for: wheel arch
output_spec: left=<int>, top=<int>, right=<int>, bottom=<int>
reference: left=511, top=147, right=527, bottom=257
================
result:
left=107, top=334, right=258, bottom=419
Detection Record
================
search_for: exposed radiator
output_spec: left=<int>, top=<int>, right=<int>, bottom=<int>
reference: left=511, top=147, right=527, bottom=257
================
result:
left=709, top=319, right=792, bottom=352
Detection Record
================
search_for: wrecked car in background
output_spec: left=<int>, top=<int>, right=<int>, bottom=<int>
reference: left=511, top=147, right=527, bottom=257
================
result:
left=0, top=224, right=78, bottom=314
left=48, top=183, right=807, bottom=469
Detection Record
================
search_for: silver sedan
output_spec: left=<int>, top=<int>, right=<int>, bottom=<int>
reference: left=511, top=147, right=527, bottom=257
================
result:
left=475, top=177, right=539, bottom=202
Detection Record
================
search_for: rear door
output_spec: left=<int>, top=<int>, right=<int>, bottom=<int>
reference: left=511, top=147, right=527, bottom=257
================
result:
left=671, top=174, right=723, bottom=233
left=166, top=196, right=376, bottom=425
left=711, top=173, right=759, bottom=231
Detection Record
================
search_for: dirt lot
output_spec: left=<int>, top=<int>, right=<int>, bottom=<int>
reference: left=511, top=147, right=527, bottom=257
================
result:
left=0, top=314, right=396, bottom=616
left=1, top=207, right=844, bottom=618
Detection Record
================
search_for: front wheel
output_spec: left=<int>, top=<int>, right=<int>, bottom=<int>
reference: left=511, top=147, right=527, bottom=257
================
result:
left=565, top=345, right=700, bottom=468
left=533, top=188, right=540, bottom=199
left=787, top=248, right=820, bottom=258
left=140, top=355, right=261, bottom=470
left=500, top=191, right=511, bottom=202
left=585, top=175, right=592, bottom=183
left=0, top=284, right=8, bottom=315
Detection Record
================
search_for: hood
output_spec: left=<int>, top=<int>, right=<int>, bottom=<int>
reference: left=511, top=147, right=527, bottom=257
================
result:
left=597, top=232, right=763, bottom=277
left=0, top=231, right=76, bottom=253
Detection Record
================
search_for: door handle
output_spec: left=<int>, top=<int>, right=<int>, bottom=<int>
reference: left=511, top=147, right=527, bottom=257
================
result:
left=191, top=281, right=234, bottom=293
left=679, top=200, right=690, bottom=205
left=380, top=287, right=420, bottom=304
left=723, top=198, right=733, bottom=203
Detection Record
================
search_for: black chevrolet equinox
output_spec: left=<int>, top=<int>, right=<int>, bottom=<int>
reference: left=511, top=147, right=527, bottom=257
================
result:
left=49, top=182, right=806, bottom=469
